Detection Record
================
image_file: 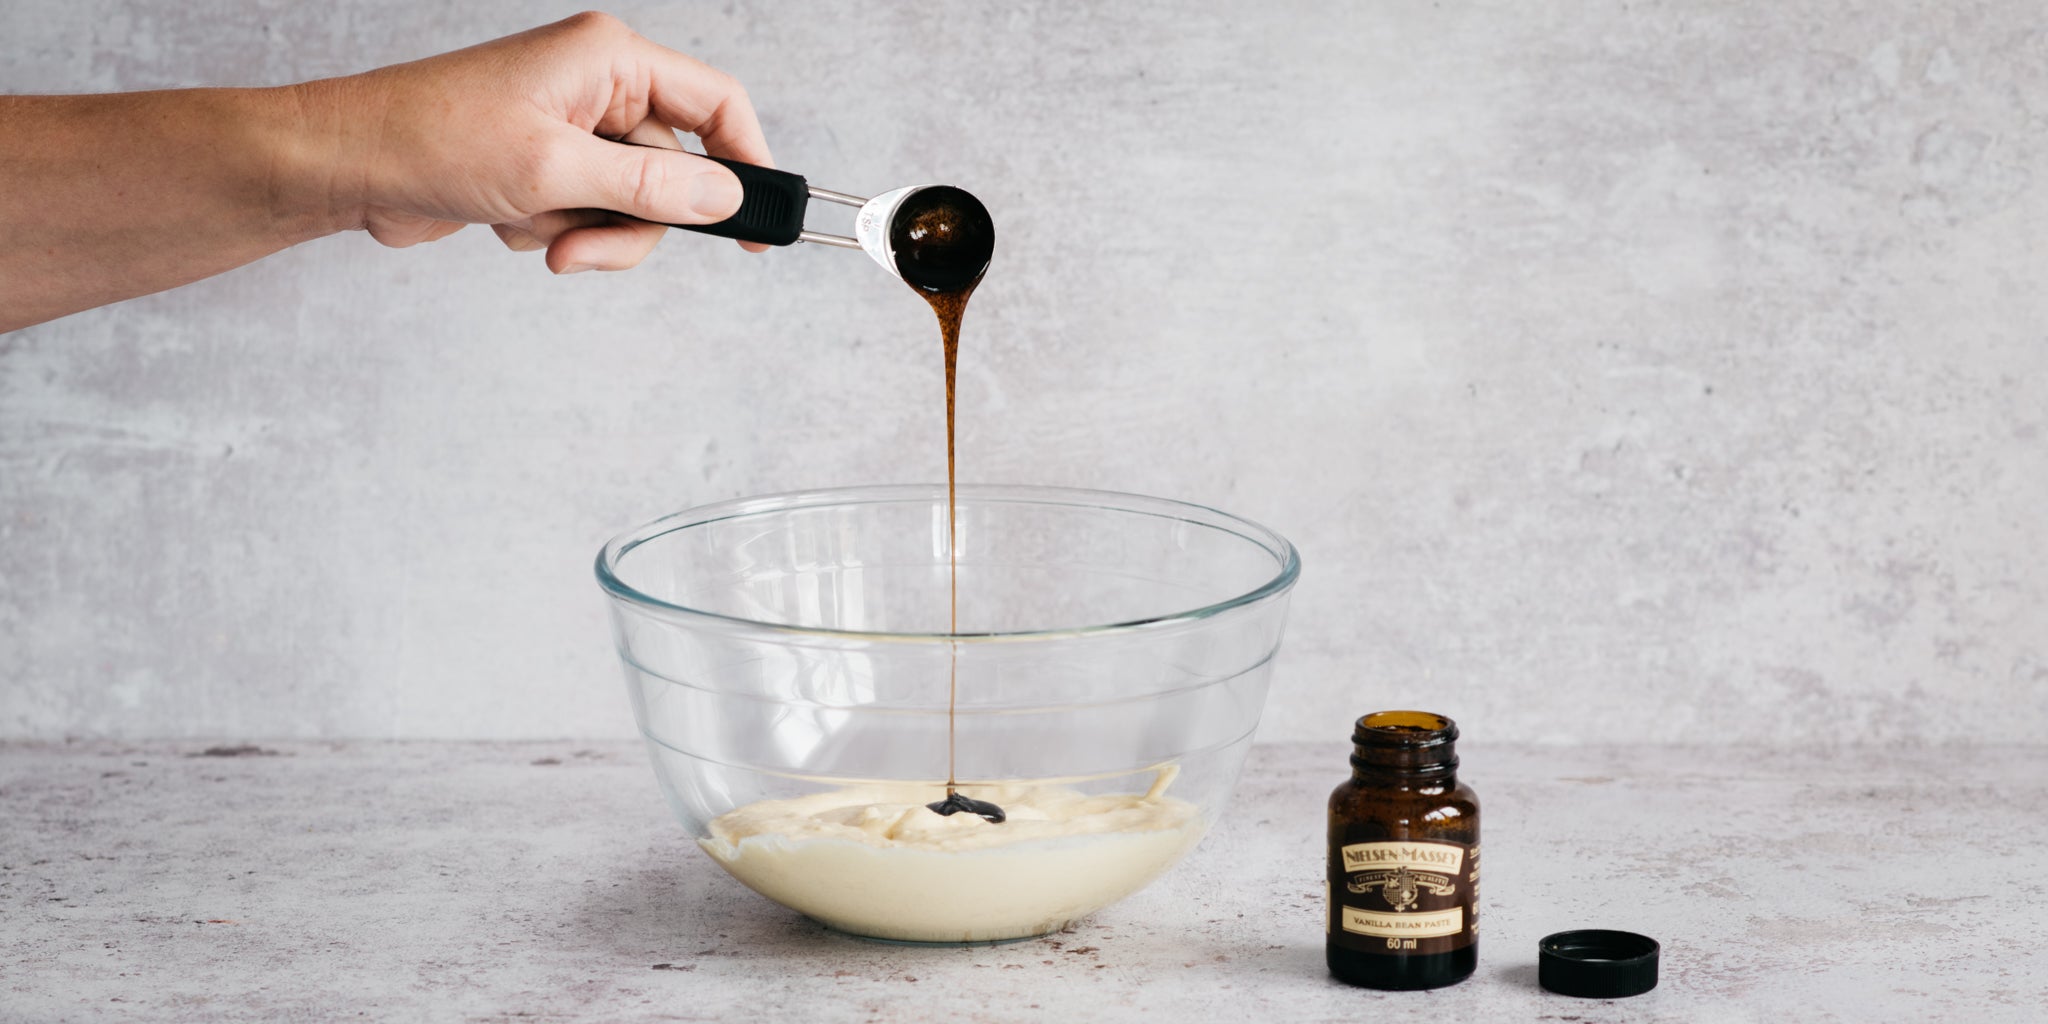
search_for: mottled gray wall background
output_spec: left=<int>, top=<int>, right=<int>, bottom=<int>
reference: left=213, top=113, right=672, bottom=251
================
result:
left=3, top=1, right=2043, bottom=743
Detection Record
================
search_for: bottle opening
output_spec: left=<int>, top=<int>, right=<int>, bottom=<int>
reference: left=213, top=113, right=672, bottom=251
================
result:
left=1358, top=710, right=1452, bottom=734
left=1350, top=710, right=1459, bottom=771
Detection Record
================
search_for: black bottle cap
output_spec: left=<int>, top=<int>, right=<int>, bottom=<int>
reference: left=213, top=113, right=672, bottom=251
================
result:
left=1538, top=930, right=1659, bottom=998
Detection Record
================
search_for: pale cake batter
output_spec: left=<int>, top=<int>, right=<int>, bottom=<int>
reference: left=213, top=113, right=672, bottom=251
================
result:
left=700, top=769, right=1202, bottom=942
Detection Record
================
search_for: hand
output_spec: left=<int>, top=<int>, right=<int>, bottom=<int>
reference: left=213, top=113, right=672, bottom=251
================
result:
left=313, top=11, right=773, bottom=272
left=0, top=12, right=764, bottom=331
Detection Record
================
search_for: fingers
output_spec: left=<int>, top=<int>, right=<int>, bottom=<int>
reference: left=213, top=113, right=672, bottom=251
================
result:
left=508, top=117, right=671, bottom=273
left=613, top=108, right=687, bottom=157
left=545, top=16, right=770, bottom=254
left=617, top=113, right=767, bottom=255
left=501, top=16, right=775, bottom=266
left=622, top=36, right=772, bottom=252
left=495, top=209, right=666, bottom=273
left=491, top=221, right=545, bottom=252
left=620, top=32, right=773, bottom=168
left=549, top=12, right=770, bottom=167
left=546, top=219, right=666, bottom=274
left=366, top=211, right=467, bottom=248
left=492, top=209, right=609, bottom=251
left=547, top=126, right=743, bottom=227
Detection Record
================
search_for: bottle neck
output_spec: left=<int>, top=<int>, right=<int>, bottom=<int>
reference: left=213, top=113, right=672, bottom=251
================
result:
left=1350, top=760, right=1459, bottom=789
left=1349, top=709, right=1460, bottom=787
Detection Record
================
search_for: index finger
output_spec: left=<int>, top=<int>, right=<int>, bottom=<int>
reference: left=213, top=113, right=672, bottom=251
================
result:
left=627, top=34, right=774, bottom=169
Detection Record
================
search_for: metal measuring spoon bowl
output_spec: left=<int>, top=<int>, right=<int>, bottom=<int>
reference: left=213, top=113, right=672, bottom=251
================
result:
left=851, top=185, right=994, bottom=293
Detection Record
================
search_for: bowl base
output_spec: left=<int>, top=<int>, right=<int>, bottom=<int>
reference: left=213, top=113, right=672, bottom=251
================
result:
left=818, top=919, right=1070, bottom=947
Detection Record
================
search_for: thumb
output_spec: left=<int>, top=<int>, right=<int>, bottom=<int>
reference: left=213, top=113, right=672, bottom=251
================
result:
left=554, top=131, right=744, bottom=225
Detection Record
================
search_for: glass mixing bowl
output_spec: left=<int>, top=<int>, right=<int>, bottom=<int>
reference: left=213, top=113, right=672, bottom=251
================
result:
left=595, top=484, right=1299, bottom=943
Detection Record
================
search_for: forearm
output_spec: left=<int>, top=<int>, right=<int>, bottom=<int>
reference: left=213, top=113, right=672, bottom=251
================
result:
left=0, top=86, right=352, bottom=332
left=1, top=14, right=769, bottom=331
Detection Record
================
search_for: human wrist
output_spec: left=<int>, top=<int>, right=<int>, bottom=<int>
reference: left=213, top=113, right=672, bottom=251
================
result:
left=265, top=76, right=383, bottom=237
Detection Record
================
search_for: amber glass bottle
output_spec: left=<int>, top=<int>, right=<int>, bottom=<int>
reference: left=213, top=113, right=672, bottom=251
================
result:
left=1326, top=710, right=1480, bottom=990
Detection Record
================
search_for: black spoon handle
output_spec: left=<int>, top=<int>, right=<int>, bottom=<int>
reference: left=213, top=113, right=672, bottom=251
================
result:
left=669, top=155, right=811, bottom=247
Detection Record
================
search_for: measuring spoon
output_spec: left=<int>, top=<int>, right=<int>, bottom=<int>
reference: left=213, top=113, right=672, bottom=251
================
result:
left=663, top=156, right=993, bottom=291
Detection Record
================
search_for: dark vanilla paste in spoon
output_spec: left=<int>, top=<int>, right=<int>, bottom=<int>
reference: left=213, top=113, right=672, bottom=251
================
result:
left=890, top=186, right=1003, bottom=825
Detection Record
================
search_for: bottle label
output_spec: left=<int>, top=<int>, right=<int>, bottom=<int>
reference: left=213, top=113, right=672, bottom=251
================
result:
left=1328, top=839, right=1479, bottom=955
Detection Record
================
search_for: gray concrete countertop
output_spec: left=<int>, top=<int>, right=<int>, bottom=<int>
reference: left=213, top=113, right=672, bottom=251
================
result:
left=3, top=741, right=2041, bottom=1023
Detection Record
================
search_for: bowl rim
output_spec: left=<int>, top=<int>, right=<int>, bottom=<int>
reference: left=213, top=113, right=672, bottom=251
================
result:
left=594, top=483, right=1300, bottom=641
